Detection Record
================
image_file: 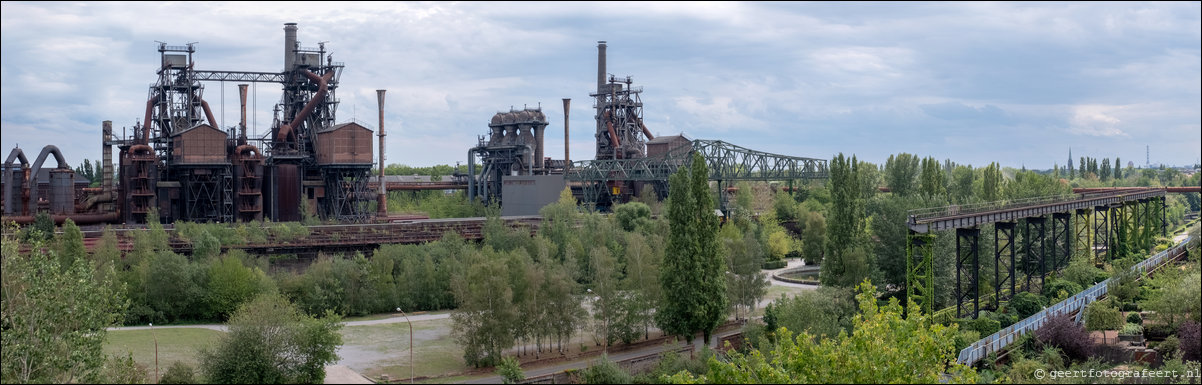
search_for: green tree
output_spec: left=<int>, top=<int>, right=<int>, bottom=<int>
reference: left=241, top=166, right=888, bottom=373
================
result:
left=884, top=153, right=920, bottom=197
left=614, top=201, right=653, bottom=232
left=1100, top=158, right=1112, bottom=182
left=1114, top=157, right=1122, bottom=180
left=451, top=255, right=517, bottom=367
left=55, top=218, right=86, bottom=269
left=801, top=211, right=826, bottom=266
left=497, top=356, right=525, bottom=384
left=623, top=232, right=661, bottom=340
left=919, top=156, right=946, bottom=199
left=980, top=162, right=1003, bottom=202
left=206, top=255, right=274, bottom=320
left=199, top=293, right=342, bottom=384
left=2, top=226, right=128, bottom=383
left=667, top=280, right=977, bottom=384
left=656, top=152, right=727, bottom=344
left=766, top=286, right=857, bottom=340
left=1084, top=300, right=1123, bottom=344
left=821, top=153, right=870, bottom=287
left=950, top=165, right=975, bottom=204
left=725, top=230, right=768, bottom=321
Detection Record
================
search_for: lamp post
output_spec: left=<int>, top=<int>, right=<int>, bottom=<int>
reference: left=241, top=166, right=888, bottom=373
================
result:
left=150, top=322, right=159, bottom=384
left=396, top=308, right=413, bottom=384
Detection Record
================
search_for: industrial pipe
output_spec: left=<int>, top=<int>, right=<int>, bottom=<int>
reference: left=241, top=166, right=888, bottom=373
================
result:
left=1, top=212, right=119, bottom=226
left=639, top=120, right=654, bottom=141
left=3, top=147, right=29, bottom=215
left=199, top=98, right=219, bottom=129
left=27, top=145, right=70, bottom=214
left=604, top=110, right=620, bottom=158
left=142, top=95, right=157, bottom=144
left=377, top=89, right=387, bottom=216
left=563, top=98, right=570, bottom=164
left=238, top=84, right=249, bottom=143
left=277, top=70, right=334, bottom=144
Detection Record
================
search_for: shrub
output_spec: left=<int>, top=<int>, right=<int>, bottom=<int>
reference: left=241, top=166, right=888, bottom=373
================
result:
left=761, top=260, right=788, bottom=270
left=1156, top=335, right=1181, bottom=359
left=1146, top=323, right=1176, bottom=341
left=1119, top=323, right=1144, bottom=336
left=954, top=329, right=981, bottom=352
left=159, top=361, right=196, bottom=384
left=581, top=354, right=631, bottom=384
left=1035, top=313, right=1095, bottom=361
left=1010, top=292, right=1046, bottom=319
left=1042, top=279, right=1083, bottom=303
left=1120, top=302, right=1141, bottom=312
left=1180, top=321, right=1200, bottom=362
left=497, top=356, right=524, bottom=384
left=1127, top=312, right=1143, bottom=325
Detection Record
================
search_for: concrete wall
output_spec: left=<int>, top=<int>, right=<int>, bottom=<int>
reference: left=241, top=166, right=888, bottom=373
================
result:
left=501, top=175, right=566, bottom=216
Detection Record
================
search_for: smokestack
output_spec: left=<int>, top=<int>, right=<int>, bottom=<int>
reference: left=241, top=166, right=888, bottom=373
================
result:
left=377, top=89, right=387, bottom=216
left=284, top=23, right=298, bottom=71
left=563, top=98, right=570, bottom=164
left=102, top=121, right=113, bottom=195
left=238, top=84, right=248, bottom=142
left=597, top=41, right=607, bottom=93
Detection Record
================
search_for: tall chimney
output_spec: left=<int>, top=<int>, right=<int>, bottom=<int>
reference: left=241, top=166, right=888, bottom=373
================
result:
left=238, top=84, right=249, bottom=142
left=597, top=41, right=607, bottom=93
left=377, top=89, right=387, bottom=217
left=562, top=98, right=570, bottom=165
left=102, top=121, right=113, bottom=195
left=284, top=23, right=298, bottom=71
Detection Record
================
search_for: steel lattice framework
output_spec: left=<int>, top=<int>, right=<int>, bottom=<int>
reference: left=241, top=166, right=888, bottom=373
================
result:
left=566, top=139, right=828, bottom=210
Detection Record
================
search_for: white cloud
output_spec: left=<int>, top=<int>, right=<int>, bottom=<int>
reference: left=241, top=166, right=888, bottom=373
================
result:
left=1069, top=105, right=1127, bottom=137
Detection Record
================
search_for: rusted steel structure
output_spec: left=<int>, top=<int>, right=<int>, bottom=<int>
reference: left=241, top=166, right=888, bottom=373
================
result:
left=102, top=23, right=375, bottom=224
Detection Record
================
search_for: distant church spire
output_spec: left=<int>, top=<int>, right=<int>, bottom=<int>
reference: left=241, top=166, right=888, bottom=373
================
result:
left=1068, top=148, right=1074, bottom=174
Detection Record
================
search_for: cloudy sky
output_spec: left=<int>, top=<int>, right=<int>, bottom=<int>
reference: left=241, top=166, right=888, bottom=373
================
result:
left=2, top=1, right=1199, bottom=171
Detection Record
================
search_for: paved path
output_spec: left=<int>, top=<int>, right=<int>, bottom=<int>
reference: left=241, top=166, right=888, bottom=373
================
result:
left=106, top=311, right=454, bottom=333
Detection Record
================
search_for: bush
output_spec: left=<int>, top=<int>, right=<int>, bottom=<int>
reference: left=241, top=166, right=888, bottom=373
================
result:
left=761, top=260, right=788, bottom=270
left=1009, top=292, right=1047, bottom=319
left=1120, top=302, right=1141, bottom=312
left=954, top=329, right=981, bottom=352
left=1120, top=323, right=1144, bottom=336
left=1127, top=312, right=1143, bottom=325
left=497, top=356, right=524, bottom=384
left=1146, top=323, right=1176, bottom=341
left=1042, top=279, right=1083, bottom=303
left=581, top=354, right=631, bottom=384
left=1035, top=313, right=1095, bottom=360
left=159, top=361, right=196, bottom=384
left=1156, top=335, right=1181, bottom=359
left=959, top=317, right=1001, bottom=337
left=1180, top=321, right=1200, bottom=362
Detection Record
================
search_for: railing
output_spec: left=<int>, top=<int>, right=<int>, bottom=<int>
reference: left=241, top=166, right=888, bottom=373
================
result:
left=955, top=233, right=1194, bottom=365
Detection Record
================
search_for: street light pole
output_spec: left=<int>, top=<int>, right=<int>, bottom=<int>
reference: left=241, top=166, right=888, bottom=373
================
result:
left=150, top=322, right=159, bottom=384
left=396, top=308, right=413, bottom=384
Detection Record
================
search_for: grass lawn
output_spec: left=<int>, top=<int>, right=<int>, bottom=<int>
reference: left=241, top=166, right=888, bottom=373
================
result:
left=339, top=317, right=468, bottom=381
left=103, top=328, right=223, bottom=378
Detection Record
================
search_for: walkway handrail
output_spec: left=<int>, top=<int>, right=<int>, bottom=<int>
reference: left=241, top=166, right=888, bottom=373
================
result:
left=955, top=234, right=1194, bottom=365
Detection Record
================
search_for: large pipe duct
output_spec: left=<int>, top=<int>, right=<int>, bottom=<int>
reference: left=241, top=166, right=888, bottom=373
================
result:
left=238, top=84, right=249, bottom=143
left=597, top=41, right=607, bottom=94
left=563, top=98, right=570, bottom=164
left=1, top=212, right=119, bottom=226
left=377, top=89, right=387, bottom=216
left=277, top=70, right=334, bottom=144
left=27, top=145, right=70, bottom=214
left=284, top=23, right=298, bottom=71
left=142, top=95, right=157, bottom=144
left=3, top=147, right=30, bottom=215
left=102, top=121, right=113, bottom=196
left=199, top=98, right=219, bottom=129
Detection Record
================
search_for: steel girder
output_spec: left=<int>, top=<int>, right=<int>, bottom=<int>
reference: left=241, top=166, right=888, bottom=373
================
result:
left=956, top=228, right=980, bottom=319
left=1074, top=209, right=1092, bottom=261
left=566, top=139, right=828, bottom=210
left=906, top=231, right=936, bottom=316
left=1094, top=206, right=1110, bottom=264
left=1051, top=212, right=1071, bottom=271
left=1024, top=216, right=1047, bottom=291
left=995, top=221, right=1016, bottom=309
left=321, top=166, right=371, bottom=223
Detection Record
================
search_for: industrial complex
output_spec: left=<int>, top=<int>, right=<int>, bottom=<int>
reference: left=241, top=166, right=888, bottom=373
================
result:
left=1, top=23, right=829, bottom=226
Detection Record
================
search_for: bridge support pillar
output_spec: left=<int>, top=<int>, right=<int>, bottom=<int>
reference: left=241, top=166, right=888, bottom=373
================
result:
left=1094, top=206, right=1110, bottom=264
left=1052, top=212, right=1071, bottom=271
left=906, top=231, right=935, bottom=317
left=994, top=221, right=1016, bottom=310
left=1024, top=216, right=1046, bottom=292
left=1074, top=208, right=1092, bottom=262
left=956, top=227, right=980, bottom=319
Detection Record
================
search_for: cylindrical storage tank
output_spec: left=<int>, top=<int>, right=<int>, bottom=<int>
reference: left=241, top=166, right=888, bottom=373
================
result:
left=49, top=169, right=74, bottom=214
